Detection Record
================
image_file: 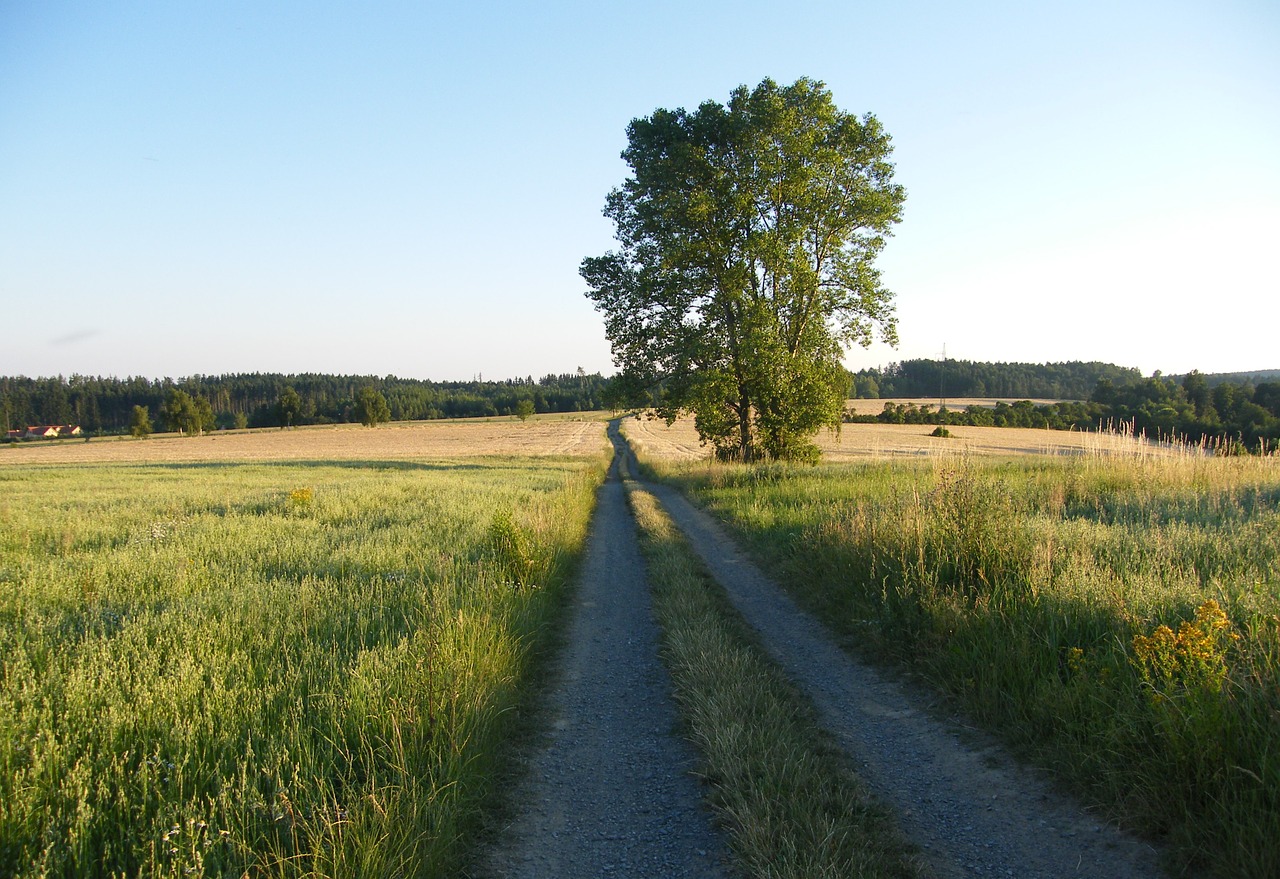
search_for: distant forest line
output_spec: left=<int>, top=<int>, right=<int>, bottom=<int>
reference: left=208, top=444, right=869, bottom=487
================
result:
left=3, top=361, right=1278, bottom=452
left=1, top=371, right=611, bottom=436
left=850, top=360, right=1280, bottom=452
left=851, top=359, right=1280, bottom=400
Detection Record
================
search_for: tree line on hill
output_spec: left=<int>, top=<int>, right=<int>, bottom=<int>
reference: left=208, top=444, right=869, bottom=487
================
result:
left=5, top=363, right=1276, bottom=453
left=0, top=371, right=611, bottom=438
left=849, top=359, right=1145, bottom=400
left=848, top=366, right=1280, bottom=453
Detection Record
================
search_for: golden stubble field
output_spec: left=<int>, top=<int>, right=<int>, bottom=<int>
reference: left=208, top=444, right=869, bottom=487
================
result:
left=842, top=397, right=1064, bottom=416
left=0, top=417, right=611, bottom=465
left=624, top=406, right=1167, bottom=462
left=2, top=404, right=1165, bottom=468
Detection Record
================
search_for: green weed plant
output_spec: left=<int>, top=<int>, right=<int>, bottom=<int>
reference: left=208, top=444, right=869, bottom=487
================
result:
left=655, top=450, right=1280, bottom=877
left=0, top=458, right=602, bottom=877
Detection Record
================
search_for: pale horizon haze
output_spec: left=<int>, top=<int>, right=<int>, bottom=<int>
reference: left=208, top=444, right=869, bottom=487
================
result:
left=2, top=1, right=1277, bottom=383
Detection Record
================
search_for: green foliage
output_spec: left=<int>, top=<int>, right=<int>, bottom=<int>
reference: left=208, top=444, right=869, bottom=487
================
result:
left=847, top=377, right=1280, bottom=453
left=485, top=510, right=537, bottom=586
left=159, top=388, right=214, bottom=436
left=0, top=458, right=602, bottom=877
left=0, top=373, right=609, bottom=436
left=278, top=385, right=303, bottom=428
left=514, top=399, right=535, bottom=422
left=583, top=77, right=904, bottom=462
left=128, top=405, right=152, bottom=438
left=855, top=359, right=1143, bottom=400
left=354, top=387, right=390, bottom=427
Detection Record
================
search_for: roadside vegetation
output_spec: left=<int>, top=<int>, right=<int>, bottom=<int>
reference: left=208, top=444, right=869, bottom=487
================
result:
left=626, top=484, right=920, bottom=879
left=0, top=456, right=603, bottom=877
left=649, top=449, right=1280, bottom=878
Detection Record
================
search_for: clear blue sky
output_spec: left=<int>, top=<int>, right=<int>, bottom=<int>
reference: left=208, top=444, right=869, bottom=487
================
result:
left=2, top=1, right=1277, bottom=382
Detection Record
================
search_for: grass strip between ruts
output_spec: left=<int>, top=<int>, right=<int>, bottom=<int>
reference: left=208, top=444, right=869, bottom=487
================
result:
left=625, top=482, right=921, bottom=879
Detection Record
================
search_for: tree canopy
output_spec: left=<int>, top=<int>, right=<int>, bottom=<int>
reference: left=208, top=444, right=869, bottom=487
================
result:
left=582, top=77, right=905, bottom=461
left=159, top=388, right=214, bottom=436
left=128, top=405, right=152, bottom=438
left=278, top=386, right=303, bottom=428
left=355, top=387, right=391, bottom=427
left=853, top=360, right=1145, bottom=400
left=0, top=372, right=612, bottom=434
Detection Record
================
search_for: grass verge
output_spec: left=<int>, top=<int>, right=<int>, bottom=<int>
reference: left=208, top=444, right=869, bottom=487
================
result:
left=625, top=483, right=920, bottom=879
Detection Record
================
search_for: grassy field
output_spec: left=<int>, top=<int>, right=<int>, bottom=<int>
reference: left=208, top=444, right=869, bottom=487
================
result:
left=638, top=425, right=1280, bottom=877
left=0, top=422, right=608, bottom=877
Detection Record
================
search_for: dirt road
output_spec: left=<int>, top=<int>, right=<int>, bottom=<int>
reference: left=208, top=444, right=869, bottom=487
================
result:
left=481, top=423, right=1167, bottom=878
left=477, top=438, right=733, bottom=877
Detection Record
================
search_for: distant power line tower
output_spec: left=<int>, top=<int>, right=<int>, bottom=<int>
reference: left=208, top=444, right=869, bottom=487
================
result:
left=938, top=343, right=947, bottom=422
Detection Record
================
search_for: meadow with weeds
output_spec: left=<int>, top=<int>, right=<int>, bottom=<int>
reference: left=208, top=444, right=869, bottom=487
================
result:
left=0, top=455, right=604, bottom=877
left=651, top=448, right=1280, bottom=877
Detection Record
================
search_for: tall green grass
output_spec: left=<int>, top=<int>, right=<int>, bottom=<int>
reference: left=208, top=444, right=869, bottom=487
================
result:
left=0, top=457, right=603, bottom=877
left=654, top=451, right=1280, bottom=878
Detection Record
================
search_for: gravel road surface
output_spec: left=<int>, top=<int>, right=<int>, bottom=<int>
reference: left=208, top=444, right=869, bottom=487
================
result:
left=477, top=439, right=734, bottom=878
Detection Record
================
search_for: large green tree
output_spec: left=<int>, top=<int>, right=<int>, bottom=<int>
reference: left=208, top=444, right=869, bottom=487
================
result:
left=582, top=77, right=905, bottom=461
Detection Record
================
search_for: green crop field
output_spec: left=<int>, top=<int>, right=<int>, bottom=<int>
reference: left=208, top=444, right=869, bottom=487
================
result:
left=649, top=450, right=1280, bottom=877
left=0, top=455, right=604, bottom=877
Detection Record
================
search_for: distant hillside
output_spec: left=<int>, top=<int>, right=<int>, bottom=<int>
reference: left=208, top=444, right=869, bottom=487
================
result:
left=0, top=371, right=613, bottom=436
left=850, top=360, right=1142, bottom=400
left=1187, top=369, right=1280, bottom=387
left=847, top=367, right=1280, bottom=453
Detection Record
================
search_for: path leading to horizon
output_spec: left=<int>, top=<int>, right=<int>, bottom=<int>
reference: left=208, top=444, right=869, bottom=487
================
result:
left=476, top=435, right=733, bottom=877
left=479, top=423, right=1167, bottom=878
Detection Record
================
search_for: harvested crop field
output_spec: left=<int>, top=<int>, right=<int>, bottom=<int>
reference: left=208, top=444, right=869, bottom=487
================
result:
left=624, top=410, right=1167, bottom=461
left=842, top=396, right=1065, bottom=416
left=0, top=418, right=610, bottom=465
